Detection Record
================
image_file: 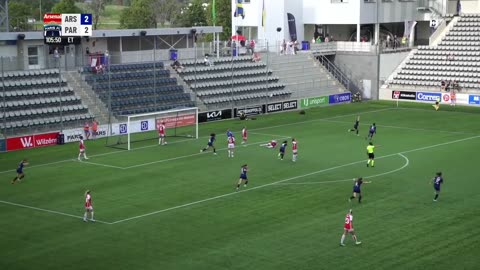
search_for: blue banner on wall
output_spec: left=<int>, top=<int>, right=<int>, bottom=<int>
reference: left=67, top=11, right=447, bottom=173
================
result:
left=416, top=92, right=441, bottom=102
left=329, top=93, right=351, bottom=104
left=469, top=95, right=480, bottom=105
left=0, top=138, right=6, bottom=152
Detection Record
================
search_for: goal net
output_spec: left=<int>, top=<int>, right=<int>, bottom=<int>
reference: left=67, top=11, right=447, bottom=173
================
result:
left=105, top=107, right=198, bottom=150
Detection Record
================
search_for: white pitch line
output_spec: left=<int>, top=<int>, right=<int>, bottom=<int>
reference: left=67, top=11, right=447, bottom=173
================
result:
left=0, top=108, right=391, bottom=175
left=275, top=153, right=410, bottom=185
left=0, top=200, right=112, bottom=224
left=79, top=160, right=125, bottom=170
left=110, top=135, right=480, bottom=224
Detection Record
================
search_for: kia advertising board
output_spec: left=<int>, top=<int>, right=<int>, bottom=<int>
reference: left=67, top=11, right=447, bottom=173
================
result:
left=300, top=96, right=328, bottom=108
left=198, top=109, right=232, bottom=123
left=329, top=93, right=351, bottom=104
left=7, top=132, right=59, bottom=151
left=416, top=92, right=441, bottom=102
left=392, top=90, right=416, bottom=100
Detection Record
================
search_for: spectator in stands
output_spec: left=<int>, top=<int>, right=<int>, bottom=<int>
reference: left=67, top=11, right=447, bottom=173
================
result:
left=252, top=52, right=261, bottom=62
left=204, top=55, right=213, bottom=66
left=293, top=40, right=299, bottom=54
left=393, top=35, right=398, bottom=49
left=83, top=122, right=90, bottom=140
left=330, top=35, right=335, bottom=42
left=311, top=37, right=316, bottom=44
left=316, top=36, right=322, bottom=43
left=92, top=119, right=98, bottom=140
left=447, top=53, right=455, bottom=61
left=386, top=35, right=391, bottom=48
left=401, top=36, right=407, bottom=47
left=248, top=39, right=256, bottom=54
left=281, top=39, right=287, bottom=55
left=441, top=80, right=446, bottom=91
left=171, top=60, right=184, bottom=72
left=85, top=47, right=90, bottom=55
left=325, top=35, right=330, bottom=43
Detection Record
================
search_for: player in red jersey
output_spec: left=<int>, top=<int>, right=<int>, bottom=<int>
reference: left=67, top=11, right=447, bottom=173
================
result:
left=292, top=138, right=298, bottom=162
left=83, top=190, right=95, bottom=222
left=78, top=136, right=89, bottom=161
left=158, top=122, right=166, bottom=145
left=227, top=135, right=236, bottom=158
left=83, top=122, right=90, bottom=140
left=241, top=126, right=247, bottom=144
left=260, top=140, right=277, bottom=148
left=340, top=209, right=361, bottom=246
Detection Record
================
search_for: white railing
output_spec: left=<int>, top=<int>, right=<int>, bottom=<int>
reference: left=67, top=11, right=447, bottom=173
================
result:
left=310, top=42, right=375, bottom=53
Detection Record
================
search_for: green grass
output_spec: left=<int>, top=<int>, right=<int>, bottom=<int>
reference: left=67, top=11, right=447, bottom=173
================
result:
left=1, top=101, right=480, bottom=270
left=75, top=4, right=124, bottom=29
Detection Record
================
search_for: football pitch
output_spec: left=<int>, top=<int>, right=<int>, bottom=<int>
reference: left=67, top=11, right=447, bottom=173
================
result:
left=1, top=101, right=480, bottom=270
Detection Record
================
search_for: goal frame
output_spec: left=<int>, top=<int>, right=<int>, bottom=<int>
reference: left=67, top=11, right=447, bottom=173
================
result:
left=120, top=107, right=198, bottom=150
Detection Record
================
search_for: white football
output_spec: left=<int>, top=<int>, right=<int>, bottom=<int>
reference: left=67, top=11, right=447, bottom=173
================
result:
left=164, top=142, right=168, bottom=145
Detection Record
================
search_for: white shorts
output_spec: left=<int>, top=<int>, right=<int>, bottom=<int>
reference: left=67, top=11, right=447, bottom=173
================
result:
left=85, top=206, right=93, bottom=211
left=79, top=149, right=85, bottom=153
left=293, top=150, right=298, bottom=155
left=228, top=143, right=235, bottom=149
left=159, top=134, right=165, bottom=138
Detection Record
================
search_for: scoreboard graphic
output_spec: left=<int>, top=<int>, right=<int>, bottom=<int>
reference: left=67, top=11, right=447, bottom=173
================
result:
left=43, top=13, right=92, bottom=45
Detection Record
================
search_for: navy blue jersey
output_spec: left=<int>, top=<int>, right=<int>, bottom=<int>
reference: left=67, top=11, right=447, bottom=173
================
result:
left=353, top=179, right=363, bottom=193
left=240, top=166, right=248, bottom=179
left=354, top=120, right=359, bottom=128
left=208, top=135, right=216, bottom=146
left=369, top=125, right=376, bottom=134
left=279, top=143, right=287, bottom=153
left=226, top=130, right=233, bottom=138
left=16, top=161, right=25, bottom=173
left=433, top=176, right=443, bottom=190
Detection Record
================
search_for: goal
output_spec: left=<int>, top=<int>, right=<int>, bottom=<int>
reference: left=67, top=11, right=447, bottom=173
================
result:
left=105, top=107, right=198, bottom=150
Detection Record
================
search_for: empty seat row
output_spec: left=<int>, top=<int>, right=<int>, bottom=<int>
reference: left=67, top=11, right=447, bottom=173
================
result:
left=0, top=87, right=74, bottom=99
left=398, top=70, right=480, bottom=78
left=178, top=62, right=267, bottom=75
left=111, top=94, right=190, bottom=109
left=442, top=36, right=480, bottom=42
left=390, top=79, right=480, bottom=89
left=85, top=69, right=170, bottom=83
left=81, top=62, right=164, bottom=73
left=416, top=50, right=480, bottom=56
left=410, top=55, right=480, bottom=61
left=3, top=69, right=59, bottom=79
left=1, top=114, right=93, bottom=130
left=183, top=69, right=272, bottom=82
left=0, top=96, right=81, bottom=110
left=94, top=78, right=177, bottom=91
left=403, top=65, right=480, bottom=72
left=450, top=26, right=480, bottom=32
left=439, top=41, right=480, bottom=47
left=1, top=104, right=88, bottom=121
left=105, top=85, right=184, bottom=99
left=191, top=76, right=279, bottom=90
left=181, top=56, right=252, bottom=66
left=394, top=74, right=479, bottom=84
left=407, top=59, right=480, bottom=67
left=119, top=103, right=195, bottom=116
left=446, top=31, right=480, bottom=36
left=202, top=90, right=291, bottom=105
left=197, top=83, right=286, bottom=97
left=1, top=78, right=66, bottom=89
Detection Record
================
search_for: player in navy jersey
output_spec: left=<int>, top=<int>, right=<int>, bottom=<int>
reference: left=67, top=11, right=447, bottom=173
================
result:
left=226, top=129, right=233, bottom=138
left=348, top=116, right=360, bottom=136
left=349, top=177, right=371, bottom=203
left=236, top=164, right=248, bottom=191
left=201, top=133, right=217, bottom=154
left=11, top=159, right=29, bottom=184
left=366, top=123, right=376, bottom=141
left=432, top=172, right=444, bottom=202
left=278, top=140, right=288, bottom=160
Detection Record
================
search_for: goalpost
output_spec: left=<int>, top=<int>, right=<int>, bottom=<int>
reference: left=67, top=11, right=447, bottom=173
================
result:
left=105, top=107, right=199, bottom=150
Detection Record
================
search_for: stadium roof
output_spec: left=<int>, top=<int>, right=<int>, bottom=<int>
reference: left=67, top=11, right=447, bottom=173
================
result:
left=0, top=26, right=223, bottom=41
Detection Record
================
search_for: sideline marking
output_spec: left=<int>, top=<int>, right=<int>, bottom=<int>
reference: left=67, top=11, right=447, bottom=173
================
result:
left=110, top=136, right=479, bottom=224
left=79, top=160, right=125, bottom=170
left=274, top=153, right=410, bottom=185
left=0, top=108, right=390, bottom=174
left=0, top=200, right=112, bottom=225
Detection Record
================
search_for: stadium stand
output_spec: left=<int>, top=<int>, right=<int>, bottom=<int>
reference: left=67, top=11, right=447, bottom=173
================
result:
left=81, top=62, right=194, bottom=115
left=388, top=14, right=480, bottom=92
left=0, top=69, right=93, bottom=134
left=176, top=56, right=292, bottom=107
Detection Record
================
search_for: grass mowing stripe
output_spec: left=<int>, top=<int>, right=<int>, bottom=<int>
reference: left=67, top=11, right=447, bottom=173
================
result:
left=0, top=200, right=112, bottom=224
left=110, top=135, right=479, bottom=224
left=79, top=160, right=126, bottom=170
left=275, top=153, right=410, bottom=185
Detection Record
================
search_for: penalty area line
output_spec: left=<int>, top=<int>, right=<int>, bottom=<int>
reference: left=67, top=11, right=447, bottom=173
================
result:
left=0, top=200, right=113, bottom=225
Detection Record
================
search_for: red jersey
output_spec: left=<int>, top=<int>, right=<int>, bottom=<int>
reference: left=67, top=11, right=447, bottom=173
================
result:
left=270, top=140, right=277, bottom=148
left=242, top=128, right=247, bottom=139
left=158, top=124, right=166, bottom=135
left=83, top=123, right=89, bottom=131
left=228, top=136, right=235, bottom=144
left=85, top=194, right=92, bottom=208
left=292, top=141, right=298, bottom=152
left=344, top=214, right=353, bottom=230
left=79, top=139, right=85, bottom=150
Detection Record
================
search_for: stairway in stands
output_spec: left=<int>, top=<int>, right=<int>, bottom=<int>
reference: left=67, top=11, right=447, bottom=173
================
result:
left=267, top=52, right=347, bottom=98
